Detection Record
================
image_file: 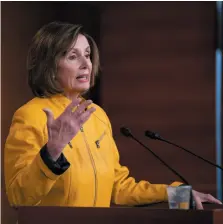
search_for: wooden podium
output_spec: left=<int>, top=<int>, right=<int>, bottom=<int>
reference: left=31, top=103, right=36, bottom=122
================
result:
left=17, top=203, right=223, bottom=224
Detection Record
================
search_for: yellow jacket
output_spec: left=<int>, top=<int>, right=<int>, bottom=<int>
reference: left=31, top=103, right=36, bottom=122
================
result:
left=4, top=94, right=181, bottom=207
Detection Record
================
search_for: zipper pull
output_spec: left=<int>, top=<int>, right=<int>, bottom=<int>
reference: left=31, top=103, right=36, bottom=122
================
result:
left=95, top=131, right=106, bottom=149
left=95, top=140, right=100, bottom=148
left=80, top=126, right=84, bottom=132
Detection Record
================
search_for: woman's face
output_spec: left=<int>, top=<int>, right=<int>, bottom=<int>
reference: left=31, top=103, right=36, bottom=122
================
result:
left=57, top=34, right=92, bottom=96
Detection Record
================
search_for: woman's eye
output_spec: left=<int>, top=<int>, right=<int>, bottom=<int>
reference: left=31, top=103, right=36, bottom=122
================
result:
left=68, top=54, right=77, bottom=60
left=85, top=54, right=90, bottom=59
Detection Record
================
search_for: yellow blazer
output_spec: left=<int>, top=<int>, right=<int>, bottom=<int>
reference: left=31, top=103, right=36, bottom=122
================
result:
left=4, top=94, right=181, bottom=207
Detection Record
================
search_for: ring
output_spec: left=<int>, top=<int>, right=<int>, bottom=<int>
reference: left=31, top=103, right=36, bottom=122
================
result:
left=71, top=104, right=80, bottom=113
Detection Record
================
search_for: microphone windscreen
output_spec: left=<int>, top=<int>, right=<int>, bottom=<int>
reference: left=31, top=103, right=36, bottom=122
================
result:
left=120, top=127, right=132, bottom=137
left=145, top=130, right=159, bottom=139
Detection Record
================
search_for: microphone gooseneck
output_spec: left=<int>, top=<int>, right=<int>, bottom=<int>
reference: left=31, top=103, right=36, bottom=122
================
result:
left=120, top=127, right=189, bottom=185
left=145, top=130, right=223, bottom=170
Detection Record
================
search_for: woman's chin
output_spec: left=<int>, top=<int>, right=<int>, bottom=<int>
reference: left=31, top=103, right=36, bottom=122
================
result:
left=63, top=83, right=90, bottom=95
left=78, top=84, right=90, bottom=92
left=70, top=85, right=90, bottom=94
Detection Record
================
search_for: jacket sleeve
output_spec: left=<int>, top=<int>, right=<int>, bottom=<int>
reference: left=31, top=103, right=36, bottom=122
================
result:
left=111, top=139, right=182, bottom=206
left=40, top=144, right=70, bottom=175
left=4, top=106, right=69, bottom=206
left=98, top=107, right=182, bottom=206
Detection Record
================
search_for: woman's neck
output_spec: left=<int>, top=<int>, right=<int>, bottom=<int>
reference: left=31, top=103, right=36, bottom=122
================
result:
left=63, top=91, right=80, bottom=101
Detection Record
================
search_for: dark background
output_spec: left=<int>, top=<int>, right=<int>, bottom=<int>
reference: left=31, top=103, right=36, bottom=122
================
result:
left=1, top=2, right=222, bottom=224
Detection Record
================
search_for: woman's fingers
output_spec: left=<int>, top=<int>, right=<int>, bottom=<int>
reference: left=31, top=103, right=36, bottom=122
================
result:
left=192, top=190, right=223, bottom=210
left=193, top=194, right=204, bottom=210
left=46, top=99, right=95, bottom=145
left=201, top=193, right=222, bottom=204
left=76, top=100, right=93, bottom=114
left=64, top=98, right=82, bottom=114
left=64, top=99, right=93, bottom=116
left=43, top=108, right=54, bottom=126
left=79, top=107, right=96, bottom=125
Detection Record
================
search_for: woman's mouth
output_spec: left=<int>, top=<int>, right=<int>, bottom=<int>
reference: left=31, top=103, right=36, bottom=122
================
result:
left=76, top=75, right=89, bottom=82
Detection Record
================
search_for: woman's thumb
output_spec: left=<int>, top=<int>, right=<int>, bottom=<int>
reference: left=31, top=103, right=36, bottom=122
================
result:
left=43, top=108, right=54, bottom=126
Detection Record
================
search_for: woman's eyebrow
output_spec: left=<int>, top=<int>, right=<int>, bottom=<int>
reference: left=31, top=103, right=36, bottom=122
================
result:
left=68, top=46, right=91, bottom=53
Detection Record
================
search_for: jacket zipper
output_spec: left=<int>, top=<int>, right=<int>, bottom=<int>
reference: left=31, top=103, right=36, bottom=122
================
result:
left=95, top=131, right=106, bottom=148
left=81, top=127, right=98, bottom=207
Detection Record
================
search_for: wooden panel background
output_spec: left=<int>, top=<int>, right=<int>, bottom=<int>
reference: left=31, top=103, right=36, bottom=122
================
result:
left=1, top=1, right=218, bottom=223
left=100, top=1, right=217, bottom=195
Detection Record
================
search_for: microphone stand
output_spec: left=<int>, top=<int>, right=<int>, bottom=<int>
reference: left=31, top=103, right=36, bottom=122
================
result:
left=120, top=127, right=195, bottom=209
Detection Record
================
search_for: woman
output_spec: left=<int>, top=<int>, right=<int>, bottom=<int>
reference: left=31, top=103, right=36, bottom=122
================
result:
left=4, top=21, right=222, bottom=208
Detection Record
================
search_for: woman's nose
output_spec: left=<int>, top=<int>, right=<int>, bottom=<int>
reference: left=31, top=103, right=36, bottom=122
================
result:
left=79, top=56, right=88, bottom=69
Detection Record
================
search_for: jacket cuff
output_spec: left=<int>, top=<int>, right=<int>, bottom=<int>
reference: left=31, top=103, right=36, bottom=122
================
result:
left=170, top=181, right=184, bottom=187
left=40, top=144, right=70, bottom=175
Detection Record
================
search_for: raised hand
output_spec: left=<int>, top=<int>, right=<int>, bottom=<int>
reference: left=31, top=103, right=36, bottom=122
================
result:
left=43, top=98, right=96, bottom=161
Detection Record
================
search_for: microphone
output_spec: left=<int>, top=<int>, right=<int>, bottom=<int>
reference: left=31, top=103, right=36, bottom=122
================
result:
left=145, top=130, right=223, bottom=170
left=120, top=126, right=196, bottom=209
left=120, top=127, right=189, bottom=184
